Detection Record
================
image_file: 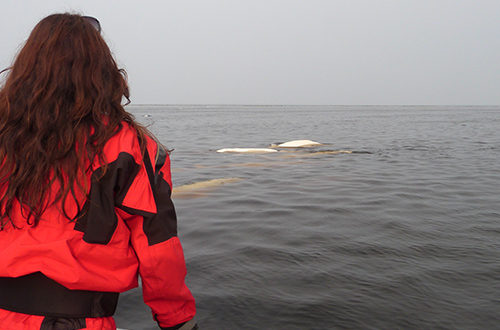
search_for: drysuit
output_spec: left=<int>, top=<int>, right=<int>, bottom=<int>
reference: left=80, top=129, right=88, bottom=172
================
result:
left=0, top=123, right=197, bottom=330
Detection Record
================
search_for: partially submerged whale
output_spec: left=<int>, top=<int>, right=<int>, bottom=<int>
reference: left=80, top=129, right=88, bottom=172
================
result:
left=216, top=140, right=323, bottom=153
left=172, top=177, right=243, bottom=198
left=216, top=148, right=278, bottom=153
left=272, top=140, right=323, bottom=148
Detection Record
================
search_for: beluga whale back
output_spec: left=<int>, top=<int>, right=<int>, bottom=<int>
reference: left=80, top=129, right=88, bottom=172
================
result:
left=216, top=140, right=324, bottom=153
left=216, top=148, right=278, bottom=153
left=273, top=140, right=323, bottom=148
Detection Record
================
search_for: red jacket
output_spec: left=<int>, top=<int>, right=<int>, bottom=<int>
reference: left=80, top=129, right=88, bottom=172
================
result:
left=0, top=123, right=196, bottom=328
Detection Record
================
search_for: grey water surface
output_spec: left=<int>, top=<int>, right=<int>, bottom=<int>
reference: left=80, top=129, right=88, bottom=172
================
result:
left=114, top=105, right=500, bottom=330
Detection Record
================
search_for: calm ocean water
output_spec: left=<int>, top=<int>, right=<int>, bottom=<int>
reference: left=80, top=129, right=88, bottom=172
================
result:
left=114, top=105, right=500, bottom=330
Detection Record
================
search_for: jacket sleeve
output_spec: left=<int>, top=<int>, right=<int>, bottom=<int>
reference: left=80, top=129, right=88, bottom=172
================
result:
left=116, top=137, right=197, bottom=329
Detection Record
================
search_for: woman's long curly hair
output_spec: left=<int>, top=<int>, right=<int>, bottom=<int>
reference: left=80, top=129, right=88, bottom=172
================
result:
left=0, top=13, right=148, bottom=228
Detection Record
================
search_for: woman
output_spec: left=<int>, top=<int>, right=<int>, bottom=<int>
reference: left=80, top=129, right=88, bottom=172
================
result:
left=0, top=13, right=197, bottom=330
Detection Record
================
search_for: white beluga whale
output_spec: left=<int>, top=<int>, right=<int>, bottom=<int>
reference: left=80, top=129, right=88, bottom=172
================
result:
left=216, top=140, right=323, bottom=153
left=172, top=177, right=243, bottom=198
left=216, top=148, right=278, bottom=153
left=272, top=140, right=323, bottom=148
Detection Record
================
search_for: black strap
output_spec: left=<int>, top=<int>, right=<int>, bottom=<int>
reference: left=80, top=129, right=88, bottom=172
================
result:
left=143, top=143, right=167, bottom=190
left=154, top=146, right=167, bottom=186
left=0, top=272, right=119, bottom=318
left=159, top=318, right=198, bottom=330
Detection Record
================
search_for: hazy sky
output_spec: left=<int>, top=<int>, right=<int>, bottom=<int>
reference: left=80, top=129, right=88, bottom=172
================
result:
left=1, top=0, right=499, bottom=105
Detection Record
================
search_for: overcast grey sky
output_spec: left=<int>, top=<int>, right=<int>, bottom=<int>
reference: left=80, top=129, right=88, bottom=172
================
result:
left=1, top=0, right=499, bottom=105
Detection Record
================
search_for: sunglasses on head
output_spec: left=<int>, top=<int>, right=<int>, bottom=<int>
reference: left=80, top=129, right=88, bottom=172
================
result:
left=83, top=16, right=101, bottom=33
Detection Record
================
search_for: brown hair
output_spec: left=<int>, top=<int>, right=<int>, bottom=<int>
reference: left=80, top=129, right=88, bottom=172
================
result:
left=0, top=13, right=148, bottom=228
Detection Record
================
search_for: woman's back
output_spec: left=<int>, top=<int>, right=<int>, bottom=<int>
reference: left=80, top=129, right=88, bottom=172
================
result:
left=0, top=13, right=197, bottom=330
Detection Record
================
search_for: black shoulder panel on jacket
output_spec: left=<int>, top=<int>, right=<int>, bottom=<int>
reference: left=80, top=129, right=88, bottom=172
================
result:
left=74, top=152, right=140, bottom=245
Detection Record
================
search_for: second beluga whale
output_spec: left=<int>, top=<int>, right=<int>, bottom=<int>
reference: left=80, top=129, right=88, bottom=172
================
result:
left=216, top=140, right=324, bottom=153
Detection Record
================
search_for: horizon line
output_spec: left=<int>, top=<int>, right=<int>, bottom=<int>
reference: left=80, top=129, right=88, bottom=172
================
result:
left=128, top=103, right=500, bottom=107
